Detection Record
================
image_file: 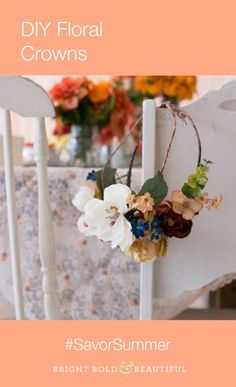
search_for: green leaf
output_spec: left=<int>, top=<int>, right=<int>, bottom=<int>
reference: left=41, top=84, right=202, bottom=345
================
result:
left=56, top=107, right=81, bottom=126
left=182, top=183, right=201, bottom=198
left=187, top=174, right=198, bottom=189
left=94, top=167, right=117, bottom=196
left=138, top=171, right=168, bottom=206
left=197, top=176, right=208, bottom=186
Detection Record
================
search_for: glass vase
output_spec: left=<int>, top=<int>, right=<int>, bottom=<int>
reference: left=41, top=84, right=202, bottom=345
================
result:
left=68, top=124, right=92, bottom=166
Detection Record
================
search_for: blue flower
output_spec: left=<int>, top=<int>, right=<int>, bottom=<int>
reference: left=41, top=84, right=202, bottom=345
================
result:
left=131, top=220, right=149, bottom=239
left=86, top=170, right=96, bottom=181
left=150, top=216, right=163, bottom=240
left=151, top=217, right=162, bottom=228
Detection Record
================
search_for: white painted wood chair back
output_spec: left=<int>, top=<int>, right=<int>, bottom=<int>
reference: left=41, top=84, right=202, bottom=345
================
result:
left=0, top=76, right=60, bottom=320
left=141, top=80, right=236, bottom=319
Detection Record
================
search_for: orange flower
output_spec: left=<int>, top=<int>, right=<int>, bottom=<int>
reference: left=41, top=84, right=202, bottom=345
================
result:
left=162, top=76, right=197, bottom=100
left=134, top=76, right=163, bottom=96
left=133, top=76, right=196, bottom=101
left=107, top=87, right=135, bottom=139
left=49, top=76, right=91, bottom=110
left=162, top=76, right=177, bottom=97
left=88, top=81, right=113, bottom=103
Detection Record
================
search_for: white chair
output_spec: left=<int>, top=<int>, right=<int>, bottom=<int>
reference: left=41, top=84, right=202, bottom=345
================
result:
left=0, top=76, right=60, bottom=320
left=141, top=81, right=236, bottom=319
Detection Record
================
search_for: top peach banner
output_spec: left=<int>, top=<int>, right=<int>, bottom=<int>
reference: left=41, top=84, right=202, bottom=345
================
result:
left=0, top=0, right=236, bottom=75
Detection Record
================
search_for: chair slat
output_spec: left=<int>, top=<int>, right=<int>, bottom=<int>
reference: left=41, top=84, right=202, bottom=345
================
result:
left=1, top=108, right=24, bottom=320
left=140, top=100, right=157, bottom=320
left=34, top=118, right=60, bottom=320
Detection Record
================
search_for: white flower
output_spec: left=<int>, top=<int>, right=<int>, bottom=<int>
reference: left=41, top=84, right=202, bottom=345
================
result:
left=79, top=184, right=135, bottom=252
left=77, top=199, right=102, bottom=236
left=77, top=214, right=94, bottom=236
left=72, top=180, right=97, bottom=212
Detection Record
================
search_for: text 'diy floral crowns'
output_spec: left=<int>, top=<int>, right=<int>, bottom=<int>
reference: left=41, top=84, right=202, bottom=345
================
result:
left=73, top=103, right=223, bottom=263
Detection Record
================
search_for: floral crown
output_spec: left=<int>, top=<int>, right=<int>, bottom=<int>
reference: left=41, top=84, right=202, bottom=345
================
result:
left=73, top=103, right=223, bottom=263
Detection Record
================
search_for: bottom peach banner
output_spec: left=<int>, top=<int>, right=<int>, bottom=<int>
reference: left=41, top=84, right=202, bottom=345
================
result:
left=0, top=320, right=234, bottom=386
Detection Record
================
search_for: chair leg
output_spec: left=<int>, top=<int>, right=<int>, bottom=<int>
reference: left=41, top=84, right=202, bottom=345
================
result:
left=34, top=117, right=60, bottom=320
left=1, top=108, right=24, bottom=320
left=139, top=100, right=157, bottom=320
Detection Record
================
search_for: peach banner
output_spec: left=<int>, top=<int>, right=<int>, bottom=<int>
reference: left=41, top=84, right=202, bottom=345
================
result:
left=0, top=0, right=236, bottom=74
left=0, top=320, right=235, bottom=386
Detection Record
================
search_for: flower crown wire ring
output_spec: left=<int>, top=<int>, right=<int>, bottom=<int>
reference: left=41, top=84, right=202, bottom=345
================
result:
left=159, top=102, right=202, bottom=174
left=101, top=102, right=202, bottom=189
left=73, top=102, right=222, bottom=264
left=101, top=115, right=142, bottom=189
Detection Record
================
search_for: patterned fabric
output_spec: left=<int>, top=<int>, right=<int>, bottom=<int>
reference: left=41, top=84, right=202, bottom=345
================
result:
left=0, top=167, right=235, bottom=320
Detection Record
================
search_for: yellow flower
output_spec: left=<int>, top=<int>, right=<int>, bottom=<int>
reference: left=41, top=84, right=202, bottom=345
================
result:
left=88, top=81, right=112, bottom=103
left=161, top=76, right=197, bottom=100
left=172, top=76, right=197, bottom=100
left=51, top=134, right=70, bottom=150
left=134, top=76, right=163, bottom=96
left=133, top=76, right=197, bottom=101
left=126, top=236, right=168, bottom=263
left=161, top=77, right=176, bottom=97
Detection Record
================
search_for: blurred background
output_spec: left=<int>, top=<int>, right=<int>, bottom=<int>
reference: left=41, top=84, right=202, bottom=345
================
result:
left=4, top=75, right=235, bottom=170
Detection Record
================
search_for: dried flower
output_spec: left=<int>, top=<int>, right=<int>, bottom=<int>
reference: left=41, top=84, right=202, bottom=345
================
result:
left=197, top=192, right=209, bottom=204
left=207, top=195, right=223, bottom=210
left=126, top=239, right=159, bottom=263
left=138, top=193, right=155, bottom=213
left=126, top=235, right=167, bottom=263
left=127, top=192, right=154, bottom=213
left=171, top=191, right=203, bottom=220
left=161, top=208, right=193, bottom=239
left=127, top=194, right=140, bottom=210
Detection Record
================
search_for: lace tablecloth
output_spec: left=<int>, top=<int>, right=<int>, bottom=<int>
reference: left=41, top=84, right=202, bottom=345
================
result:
left=0, top=167, right=235, bottom=320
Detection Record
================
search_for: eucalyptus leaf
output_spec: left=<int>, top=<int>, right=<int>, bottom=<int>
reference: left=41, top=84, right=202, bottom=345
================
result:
left=138, top=171, right=168, bottom=206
